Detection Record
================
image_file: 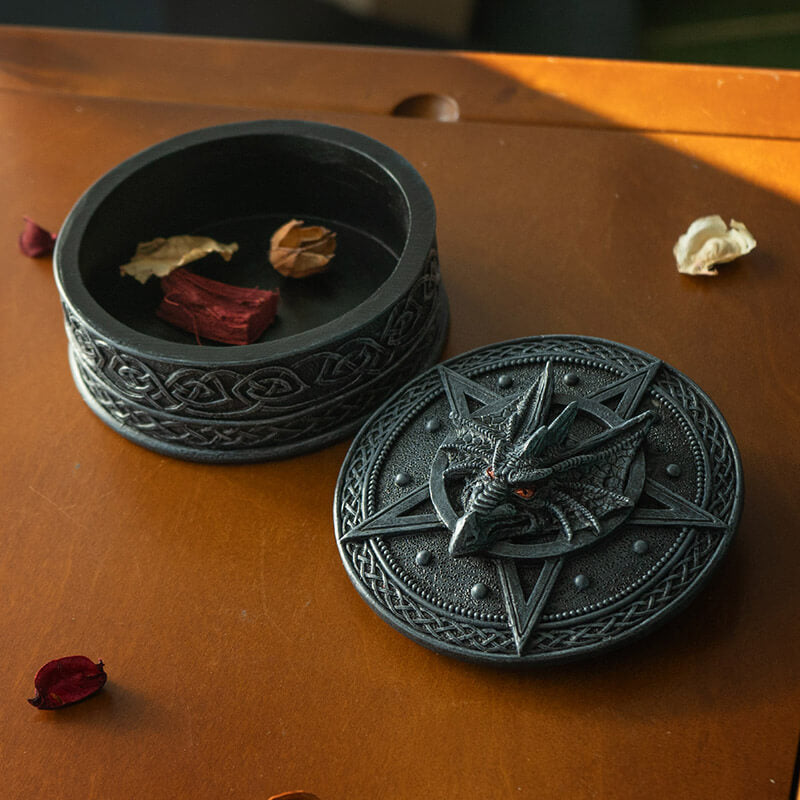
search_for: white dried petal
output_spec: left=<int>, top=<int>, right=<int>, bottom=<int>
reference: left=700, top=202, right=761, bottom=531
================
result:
left=673, top=215, right=755, bottom=276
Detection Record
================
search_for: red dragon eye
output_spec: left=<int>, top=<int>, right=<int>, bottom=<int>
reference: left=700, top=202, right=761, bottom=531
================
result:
left=486, top=468, right=495, bottom=479
left=513, top=487, right=536, bottom=500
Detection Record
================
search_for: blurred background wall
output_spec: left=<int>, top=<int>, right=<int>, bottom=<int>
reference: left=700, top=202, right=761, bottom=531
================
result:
left=2, top=0, right=799, bottom=68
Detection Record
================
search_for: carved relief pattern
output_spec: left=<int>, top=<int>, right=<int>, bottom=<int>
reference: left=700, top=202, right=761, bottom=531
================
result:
left=336, top=337, right=740, bottom=659
left=63, top=249, right=446, bottom=452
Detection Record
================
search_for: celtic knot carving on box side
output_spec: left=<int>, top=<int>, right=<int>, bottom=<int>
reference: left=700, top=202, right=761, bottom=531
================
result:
left=64, top=248, right=442, bottom=420
left=72, top=321, right=443, bottom=452
left=63, top=247, right=447, bottom=453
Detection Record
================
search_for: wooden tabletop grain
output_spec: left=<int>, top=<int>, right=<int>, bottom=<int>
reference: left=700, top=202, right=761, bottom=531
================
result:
left=1, top=26, right=799, bottom=800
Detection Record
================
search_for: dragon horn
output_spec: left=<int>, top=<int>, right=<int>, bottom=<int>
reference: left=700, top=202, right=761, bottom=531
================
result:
left=541, top=400, right=579, bottom=448
left=505, top=361, right=554, bottom=442
left=516, top=398, right=578, bottom=460
left=547, top=409, right=656, bottom=472
left=490, top=440, right=504, bottom=473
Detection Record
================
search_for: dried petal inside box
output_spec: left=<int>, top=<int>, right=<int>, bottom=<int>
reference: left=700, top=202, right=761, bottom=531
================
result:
left=54, top=121, right=448, bottom=461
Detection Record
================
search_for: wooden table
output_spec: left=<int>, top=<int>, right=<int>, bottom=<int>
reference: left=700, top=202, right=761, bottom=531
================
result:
left=2, top=26, right=799, bottom=800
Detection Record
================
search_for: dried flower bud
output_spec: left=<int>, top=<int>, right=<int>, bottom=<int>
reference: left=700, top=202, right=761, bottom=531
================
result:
left=157, top=268, right=280, bottom=345
left=28, top=656, right=107, bottom=709
left=120, top=235, right=239, bottom=284
left=269, top=219, right=336, bottom=278
left=674, top=215, right=756, bottom=276
left=19, top=216, right=56, bottom=257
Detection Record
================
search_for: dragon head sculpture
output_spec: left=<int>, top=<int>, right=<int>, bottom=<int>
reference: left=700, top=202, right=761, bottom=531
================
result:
left=440, top=362, right=655, bottom=557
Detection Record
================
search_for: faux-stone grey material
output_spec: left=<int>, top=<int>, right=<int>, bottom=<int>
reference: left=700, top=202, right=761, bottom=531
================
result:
left=334, top=336, right=742, bottom=665
left=54, top=120, right=448, bottom=462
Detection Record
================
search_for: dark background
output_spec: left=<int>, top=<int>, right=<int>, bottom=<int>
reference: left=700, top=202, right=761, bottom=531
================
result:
left=2, top=0, right=800, bottom=68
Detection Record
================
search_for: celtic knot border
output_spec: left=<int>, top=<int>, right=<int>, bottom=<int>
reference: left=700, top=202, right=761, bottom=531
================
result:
left=62, top=248, right=447, bottom=456
left=335, top=336, right=742, bottom=662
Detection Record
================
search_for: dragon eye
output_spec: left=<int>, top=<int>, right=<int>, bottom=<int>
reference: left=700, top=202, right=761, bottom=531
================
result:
left=513, top=487, right=536, bottom=500
left=486, top=468, right=495, bottom=479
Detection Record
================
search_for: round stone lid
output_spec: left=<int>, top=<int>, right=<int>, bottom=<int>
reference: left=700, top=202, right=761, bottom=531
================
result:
left=333, top=336, right=742, bottom=664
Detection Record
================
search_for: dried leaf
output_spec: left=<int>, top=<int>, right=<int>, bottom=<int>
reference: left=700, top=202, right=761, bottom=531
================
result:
left=674, top=215, right=756, bottom=276
left=120, top=235, right=239, bottom=284
left=19, top=216, right=56, bottom=257
left=269, top=219, right=336, bottom=278
left=28, top=656, right=106, bottom=709
left=157, top=268, right=279, bottom=345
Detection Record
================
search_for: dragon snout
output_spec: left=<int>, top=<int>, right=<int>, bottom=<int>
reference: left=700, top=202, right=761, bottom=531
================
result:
left=449, top=504, right=520, bottom=557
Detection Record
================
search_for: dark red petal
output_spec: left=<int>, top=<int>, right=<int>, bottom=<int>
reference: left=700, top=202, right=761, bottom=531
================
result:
left=156, top=268, right=280, bottom=345
left=28, top=656, right=107, bottom=709
left=18, top=216, right=56, bottom=258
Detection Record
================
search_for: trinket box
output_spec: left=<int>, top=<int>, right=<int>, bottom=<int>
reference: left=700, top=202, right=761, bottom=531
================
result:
left=54, top=121, right=447, bottom=462
left=334, top=336, right=742, bottom=664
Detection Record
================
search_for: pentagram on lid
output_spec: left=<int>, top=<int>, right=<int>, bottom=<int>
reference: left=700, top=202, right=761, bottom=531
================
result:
left=334, top=336, right=741, bottom=664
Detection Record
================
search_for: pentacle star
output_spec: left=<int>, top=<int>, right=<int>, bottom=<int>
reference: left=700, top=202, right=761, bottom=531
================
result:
left=341, top=360, right=727, bottom=655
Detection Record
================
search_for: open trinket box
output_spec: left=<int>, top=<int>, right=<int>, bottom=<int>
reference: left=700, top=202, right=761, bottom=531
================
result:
left=54, top=120, right=448, bottom=462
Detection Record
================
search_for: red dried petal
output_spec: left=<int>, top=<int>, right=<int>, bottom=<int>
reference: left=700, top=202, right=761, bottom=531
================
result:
left=19, top=216, right=56, bottom=258
left=28, top=656, right=107, bottom=710
left=157, top=269, right=280, bottom=345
